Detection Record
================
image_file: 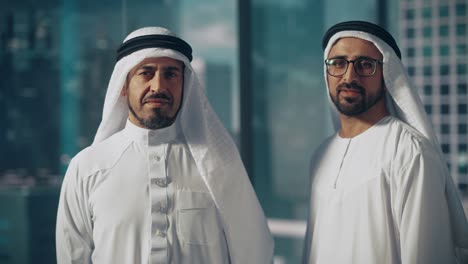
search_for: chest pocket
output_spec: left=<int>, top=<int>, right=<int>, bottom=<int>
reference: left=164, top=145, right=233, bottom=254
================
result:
left=176, top=190, right=222, bottom=246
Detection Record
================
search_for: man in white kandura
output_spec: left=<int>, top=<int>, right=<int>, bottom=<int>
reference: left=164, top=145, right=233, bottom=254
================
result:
left=56, top=27, right=273, bottom=264
left=303, top=21, right=468, bottom=264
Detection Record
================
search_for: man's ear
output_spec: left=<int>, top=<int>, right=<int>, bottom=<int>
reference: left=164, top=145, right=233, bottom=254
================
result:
left=121, top=77, right=129, bottom=96
left=121, top=85, right=127, bottom=96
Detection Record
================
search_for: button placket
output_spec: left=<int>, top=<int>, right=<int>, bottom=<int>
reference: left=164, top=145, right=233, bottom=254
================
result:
left=148, top=143, right=170, bottom=261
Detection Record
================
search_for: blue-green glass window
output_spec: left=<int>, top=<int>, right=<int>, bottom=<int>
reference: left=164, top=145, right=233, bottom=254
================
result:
left=441, top=104, right=450, bottom=114
left=441, top=84, right=450, bottom=94
left=440, top=45, right=450, bottom=56
left=422, top=7, right=432, bottom=18
left=458, top=64, right=467, bottom=75
left=424, top=85, right=432, bottom=95
left=460, top=144, right=468, bottom=152
left=407, top=47, right=415, bottom=57
left=456, top=4, right=467, bottom=16
left=439, top=25, right=449, bottom=36
left=442, top=144, right=451, bottom=153
left=423, top=26, right=432, bottom=38
left=440, top=65, right=450, bottom=75
left=458, top=84, right=467, bottom=94
left=439, top=6, right=449, bottom=17
left=459, top=124, right=468, bottom=134
left=407, top=66, right=415, bottom=76
left=459, top=104, right=468, bottom=114
left=423, top=46, right=432, bottom=56
left=424, top=105, right=432, bottom=114
left=424, top=66, right=432, bottom=76
left=407, top=28, right=415, bottom=38
left=406, top=9, right=415, bottom=19
left=441, top=124, right=450, bottom=134
left=457, top=24, right=466, bottom=36
left=457, top=44, right=467, bottom=55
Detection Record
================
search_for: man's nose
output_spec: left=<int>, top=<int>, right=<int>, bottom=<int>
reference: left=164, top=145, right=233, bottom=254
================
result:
left=342, top=62, right=359, bottom=82
left=149, top=73, right=166, bottom=92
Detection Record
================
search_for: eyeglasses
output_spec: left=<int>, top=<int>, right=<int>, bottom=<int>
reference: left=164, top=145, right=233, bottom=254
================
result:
left=325, top=57, right=383, bottom=77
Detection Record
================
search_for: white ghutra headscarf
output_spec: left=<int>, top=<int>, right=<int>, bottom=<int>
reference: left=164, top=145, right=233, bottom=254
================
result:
left=323, top=21, right=468, bottom=260
left=93, top=27, right=274, bottom=263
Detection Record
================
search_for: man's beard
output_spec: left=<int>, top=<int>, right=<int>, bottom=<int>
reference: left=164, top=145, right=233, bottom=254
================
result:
left=330, top=81, right=385, bottom=116
left=128, top=93, right=177, bottom=129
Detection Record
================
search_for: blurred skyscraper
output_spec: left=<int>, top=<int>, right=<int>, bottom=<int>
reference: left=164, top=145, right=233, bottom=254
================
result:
left=399, top=0, right=468, bottom=192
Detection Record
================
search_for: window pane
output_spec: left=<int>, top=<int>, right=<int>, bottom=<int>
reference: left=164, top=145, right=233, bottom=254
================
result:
left=423, top=46, right=432, bottom=56
left=439, top=6, right=449, bottom=17
left=424, top=66, right=432, bottom=76
left=456, top=4, right=467, bottom=16
left=422, top=7, right=432, bottom=18
left=407, top=28, right=415, bottom=38
left=457, top=64, right=467, bottom=75
left=423, top=26, right=432, bottom=38
left=406, top=9, right=415, bottom=19
left=439, top=25, right=449, bottom=36
left=441, top=124, right=450, bottom=134
left=458, top=84, right=467, bottom=94
left=457, top=24, right=466, bottom=36
left=440, top=65, right=450, bottom=75
left=424, top=85, right=432, bottom=95
left=440, top=45, right=449, bottom=56
left=441, top=84, right=450, bottom=94
left=459, top=104, right=468, bottom=114
left=441, top=104, right=450, bottom=114
left=457, top=44, right=467, bottom=56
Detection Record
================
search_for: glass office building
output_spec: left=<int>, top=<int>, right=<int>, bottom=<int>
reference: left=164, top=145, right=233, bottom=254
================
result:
left=0, top=0, right=465, bottom=263
left=399, top=0, right=468, bottom=190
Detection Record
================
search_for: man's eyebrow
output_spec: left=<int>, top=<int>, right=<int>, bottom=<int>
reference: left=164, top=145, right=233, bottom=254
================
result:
left=327, top=55, right=347, bottom=59
left=327, top=55, right=377, bottom=60
left=137, top=65, right=182, bottom=71
left=138, top=65, right=156, bottom=71
left=163, top=65, right=182, bottom=72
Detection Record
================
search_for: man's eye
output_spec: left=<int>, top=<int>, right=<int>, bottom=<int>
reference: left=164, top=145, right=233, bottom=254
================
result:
left=332, top=60, right=346, bottom=68
left=359, top=60, right=374, bottom=69
left=165, top=71, right=177, bottom=78
left=139, top=71, right=153, bottom=76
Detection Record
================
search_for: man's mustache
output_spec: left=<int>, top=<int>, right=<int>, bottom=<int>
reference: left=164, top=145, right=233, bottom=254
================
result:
left=337, top=82, right=365, bottom=94
left=143, top=93, right=172, bottom=103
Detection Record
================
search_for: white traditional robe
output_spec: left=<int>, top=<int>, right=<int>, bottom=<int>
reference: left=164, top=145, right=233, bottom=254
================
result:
left=56, top=121, right=230, bottom=263
left=303, top=116, right=458, bottom=264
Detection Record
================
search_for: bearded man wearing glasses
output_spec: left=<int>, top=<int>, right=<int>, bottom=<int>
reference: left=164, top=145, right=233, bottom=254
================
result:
left=302, top=21, right=468, bottom=264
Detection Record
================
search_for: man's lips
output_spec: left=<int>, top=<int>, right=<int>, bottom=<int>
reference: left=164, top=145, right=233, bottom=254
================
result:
left=143, top=98, right=171, bottom=105
left=338, top=88, right=362, bottom=96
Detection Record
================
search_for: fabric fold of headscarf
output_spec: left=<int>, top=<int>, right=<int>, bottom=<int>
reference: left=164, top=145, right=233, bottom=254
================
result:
left=322, top=20, right=402, bottom=59
left=116, top=34, right=193, bottom=62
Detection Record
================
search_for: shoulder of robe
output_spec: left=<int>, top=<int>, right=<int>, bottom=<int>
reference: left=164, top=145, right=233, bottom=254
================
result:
left=69, top=131, right=132, bottom=180
left=386, top=117, right=440, bottom=166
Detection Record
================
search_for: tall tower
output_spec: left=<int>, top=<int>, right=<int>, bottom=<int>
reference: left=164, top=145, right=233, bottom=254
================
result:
left=399, top=0, right=468, bottom=191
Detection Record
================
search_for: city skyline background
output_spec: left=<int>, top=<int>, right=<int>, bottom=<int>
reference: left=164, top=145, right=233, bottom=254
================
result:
left=0, top=0, right=466, bottom=263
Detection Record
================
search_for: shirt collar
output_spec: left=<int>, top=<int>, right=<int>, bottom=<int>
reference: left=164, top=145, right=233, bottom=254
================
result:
left=124, top=119, right=180, bottom=145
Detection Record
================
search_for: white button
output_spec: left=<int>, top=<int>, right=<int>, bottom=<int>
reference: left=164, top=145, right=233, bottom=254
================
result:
left=152, top=202, right=167, bottom=214
left=155, top=229, right=166, bottom=238
left=152, top=178, right=171, bottom=187
left=159, top=204, right=167, bottom=214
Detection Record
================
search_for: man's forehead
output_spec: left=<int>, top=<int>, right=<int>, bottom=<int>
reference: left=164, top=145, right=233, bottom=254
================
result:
left=133, top=57, right=184, bottom=70
left=328, top=37, right=382, bottom=59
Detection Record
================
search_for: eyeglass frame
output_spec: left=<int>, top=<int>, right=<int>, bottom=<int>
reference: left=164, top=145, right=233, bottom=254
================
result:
left=324, top=57, right=384, bottom=77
